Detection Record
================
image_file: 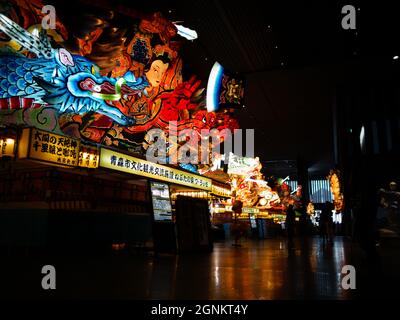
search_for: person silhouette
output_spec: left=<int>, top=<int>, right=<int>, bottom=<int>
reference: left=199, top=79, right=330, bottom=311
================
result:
left=380, top=182, right=400, bottom=230
left=320, top=201, right=334, bottom=244
left=285, top=204, right=296, bottom=249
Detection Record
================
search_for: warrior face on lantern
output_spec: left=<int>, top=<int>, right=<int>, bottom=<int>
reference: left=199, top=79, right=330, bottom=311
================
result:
left=145, top=57, right=170, bottom=89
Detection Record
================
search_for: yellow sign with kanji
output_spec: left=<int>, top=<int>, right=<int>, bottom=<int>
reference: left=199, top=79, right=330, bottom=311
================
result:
left=99, top=148, right=212, bottom=191
left=19, top=128, right=80, bottom=167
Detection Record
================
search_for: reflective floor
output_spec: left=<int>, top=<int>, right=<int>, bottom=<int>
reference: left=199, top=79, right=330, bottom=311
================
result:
left=3, top=236, right=385, bottom=300
left=171, top=237, right=354, bottom=300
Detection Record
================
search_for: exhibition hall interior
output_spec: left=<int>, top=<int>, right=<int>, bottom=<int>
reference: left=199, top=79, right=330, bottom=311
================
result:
left=0, top=0, right=399, bottom=303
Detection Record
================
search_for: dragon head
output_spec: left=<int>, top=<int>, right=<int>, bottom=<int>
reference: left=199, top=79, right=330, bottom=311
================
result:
left=0, top=13, right=142, bottom=126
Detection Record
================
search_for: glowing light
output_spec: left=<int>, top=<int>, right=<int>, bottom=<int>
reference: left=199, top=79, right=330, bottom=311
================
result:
left=259, top=198, right=267, bottom=206
left=328, top=170, right=344, bottom=212
left=393, top=56, right=399, bottom=60
left=30, top=26, right=40, bottom=37
left=174, top=24, right=198, bottom=40
left=307, top=202, right=315, bottom=215
left=282, top=176, right=290, bottom=183
left=100, top=148, right=212, bottom=190
left=207, top=62, right=224, bottom=112
left=359, top=125, right=365, bottom=151
left=0, top=138, right=15, bottom=157
left=290, top=187, right=300, bottom=195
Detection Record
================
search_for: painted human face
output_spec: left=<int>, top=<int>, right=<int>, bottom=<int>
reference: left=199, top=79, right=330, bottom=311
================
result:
left=145, top=59, right=169, bottom=87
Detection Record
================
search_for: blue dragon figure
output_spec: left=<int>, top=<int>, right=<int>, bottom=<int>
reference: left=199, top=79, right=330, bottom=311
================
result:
left=0, top=13, right=149, bottom=126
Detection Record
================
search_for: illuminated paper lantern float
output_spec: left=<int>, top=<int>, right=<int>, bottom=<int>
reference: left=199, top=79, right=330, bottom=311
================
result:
left=227, top=153, right=280, bottom=208
left=0, top=10, right=241, bottom=173
left=306, top=202, right=315, bottom=215
left=328, top=170, right=344, bottom=212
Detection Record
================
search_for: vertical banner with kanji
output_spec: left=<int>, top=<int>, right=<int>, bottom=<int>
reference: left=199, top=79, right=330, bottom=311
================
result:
left=78, top=145, right=99, bottom=169
left=26, top=128, right=80, bottom=167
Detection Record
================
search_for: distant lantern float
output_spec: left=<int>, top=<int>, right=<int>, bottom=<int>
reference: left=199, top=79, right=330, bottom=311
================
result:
left=328, top=170, right=344, bottom=212
left=306, top=202, right=315, bottom=215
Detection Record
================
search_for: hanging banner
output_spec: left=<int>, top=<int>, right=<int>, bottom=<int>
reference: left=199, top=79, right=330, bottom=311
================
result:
left=78, top=144, right=99, bottom=169
left=99, top=148, right=212, bottom=191
left=18, top=128, right=80, bottom=167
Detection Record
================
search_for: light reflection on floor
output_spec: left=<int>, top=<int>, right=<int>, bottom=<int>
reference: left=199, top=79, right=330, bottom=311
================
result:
left=203, top=237, right=353, bottom=300
left=0, top=236, right=357, bottom=299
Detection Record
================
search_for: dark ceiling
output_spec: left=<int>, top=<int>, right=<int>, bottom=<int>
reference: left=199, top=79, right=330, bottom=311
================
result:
left=166, top=1, right=400, bottom=174
left=62, top=0, right=400, bottom=174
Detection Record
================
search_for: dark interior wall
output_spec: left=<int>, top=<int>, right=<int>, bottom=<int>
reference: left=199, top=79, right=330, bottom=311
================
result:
left=0, top=168, right=153, bottom=249
left=241, top=66, right=335, bottom=168
left=334, top=59, right=400, bottom=189
left=0, top=169, right=149, bottom=203
left=0, top=209, right=153, bottom=249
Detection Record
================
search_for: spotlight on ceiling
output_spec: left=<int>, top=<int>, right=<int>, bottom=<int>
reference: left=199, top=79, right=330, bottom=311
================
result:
left=393, top=55, right=399, bottom=60
left=174, top=24, right=198, bottom=40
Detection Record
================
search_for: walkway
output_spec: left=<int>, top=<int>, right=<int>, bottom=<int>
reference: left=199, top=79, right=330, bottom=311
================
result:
left=0, top=236, right=369, bottom=299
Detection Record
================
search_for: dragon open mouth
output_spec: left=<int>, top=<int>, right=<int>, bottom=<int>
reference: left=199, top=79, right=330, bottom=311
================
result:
left=79, top=78, right=140, bottom=101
